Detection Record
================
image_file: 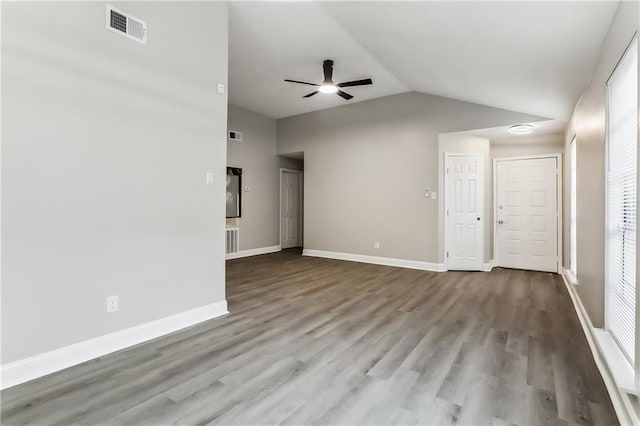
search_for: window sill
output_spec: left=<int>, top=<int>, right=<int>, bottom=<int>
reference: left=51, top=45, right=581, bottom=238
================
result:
left=593, top=329, right=637, bottom=395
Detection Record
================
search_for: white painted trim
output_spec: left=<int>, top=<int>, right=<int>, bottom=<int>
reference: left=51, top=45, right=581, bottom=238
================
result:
left=303, top=249, right=446, bottom=272
left=0, top=300, right=228, bottom=390
left=594, top=329, right=637, bottom=395
left=493, top=153, right=563, bottom=273
left=225, top=245, right=281, bottom=260
left=444, top=152, right=485, bottom=271
left=483, top=259, right=495, bottom=272
left=560, top=272, right=638, bottom=426
left=279, top=168, right=303, bottom=249
left=604, top=37, right=640, bottom=395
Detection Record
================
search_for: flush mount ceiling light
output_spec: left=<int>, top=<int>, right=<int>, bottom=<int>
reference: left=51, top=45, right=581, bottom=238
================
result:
left=509, top=124, right=535, bottom=134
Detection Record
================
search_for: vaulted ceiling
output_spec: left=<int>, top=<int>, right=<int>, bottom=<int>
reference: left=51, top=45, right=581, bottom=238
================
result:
left=229, top=1, right=619, bottom=120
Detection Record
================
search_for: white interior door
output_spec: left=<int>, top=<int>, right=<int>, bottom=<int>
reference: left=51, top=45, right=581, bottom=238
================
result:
left=445, top=153, right=484, bottom=271
left=495, top=157, right=558, bottom=273
left=280, top=170, right=302, bottom=249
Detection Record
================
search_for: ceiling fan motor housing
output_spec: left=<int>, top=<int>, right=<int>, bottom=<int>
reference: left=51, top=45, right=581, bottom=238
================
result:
left=284, top=59, right=373, bottom=101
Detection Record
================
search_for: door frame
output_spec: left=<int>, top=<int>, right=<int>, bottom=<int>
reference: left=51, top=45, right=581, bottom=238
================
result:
left=443, top=152, right=485, bottom=271
left=492, top=153, right=563, bottom=273
left=279, top=168, right=304, bottom=249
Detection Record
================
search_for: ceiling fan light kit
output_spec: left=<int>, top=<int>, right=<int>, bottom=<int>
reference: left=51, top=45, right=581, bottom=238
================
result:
left=319, top=84, right=338, bottom=94
left=285, top=59, right=373, bottom=100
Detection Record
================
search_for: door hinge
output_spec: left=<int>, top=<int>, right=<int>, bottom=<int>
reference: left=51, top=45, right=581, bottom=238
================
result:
left=447, top=251, right=449, bottom=258
left=447, top=209, right=450, bottom=216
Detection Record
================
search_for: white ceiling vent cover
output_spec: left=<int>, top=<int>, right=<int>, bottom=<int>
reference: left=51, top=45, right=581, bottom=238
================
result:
left=106, top=5, right=146, bottom=45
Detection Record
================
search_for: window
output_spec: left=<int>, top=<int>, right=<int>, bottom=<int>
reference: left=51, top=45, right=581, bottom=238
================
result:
left=570, top=138, right=577, bottom=280
left=606, top=36, right=638, bottom=366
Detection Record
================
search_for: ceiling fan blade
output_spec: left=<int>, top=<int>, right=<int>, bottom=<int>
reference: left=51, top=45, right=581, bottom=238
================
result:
left=303, top=91, right=319, bottom=98
left=337, top=78, right=373, bottom=88
left=323, top=60, right=334, bottom=83
left=285, top=79, right=319, bottom=87
left=336, top=90, right=353, bottom=100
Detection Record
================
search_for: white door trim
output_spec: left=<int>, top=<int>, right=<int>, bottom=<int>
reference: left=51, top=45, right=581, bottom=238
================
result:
left=444, top=152, right=485, bottom=271
left=279, top=168, right=303, bottom=249
left=493, top=153, right=563, bottom=273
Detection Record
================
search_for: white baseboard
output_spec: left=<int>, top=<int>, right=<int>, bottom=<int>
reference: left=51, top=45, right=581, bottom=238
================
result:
left=0, top=300, right=228, bottom=390
left=483, top=260, right=495, bottom=272
left=560, top=271, right=638, bottom=426
left=226, top=245, right=281, bottom=260
left=303, top=249, right=446, bottom=272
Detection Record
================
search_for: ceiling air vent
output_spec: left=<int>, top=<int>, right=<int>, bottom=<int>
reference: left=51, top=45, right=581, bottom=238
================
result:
left=228, top=131, right=243, bottom=142
left=106, top=5, right=146, bottom=45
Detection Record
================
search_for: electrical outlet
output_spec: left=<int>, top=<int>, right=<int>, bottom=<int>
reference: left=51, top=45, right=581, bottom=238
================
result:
left=374, top=241, right=380, bottom=249
left=106, top=295, right=119, bottom=313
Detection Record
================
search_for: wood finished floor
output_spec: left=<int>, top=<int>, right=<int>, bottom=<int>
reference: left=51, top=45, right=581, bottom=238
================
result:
left=1, top=249, right=617, bottom=425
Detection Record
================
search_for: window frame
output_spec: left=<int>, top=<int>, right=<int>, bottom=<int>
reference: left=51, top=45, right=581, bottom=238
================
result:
left=604, top=34, right=638, bottom=378
left=569, top=137, right=578, bottom=282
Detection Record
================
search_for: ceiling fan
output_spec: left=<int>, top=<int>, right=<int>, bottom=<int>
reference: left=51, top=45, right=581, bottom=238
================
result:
left=284, top=59, right=373, bottom=100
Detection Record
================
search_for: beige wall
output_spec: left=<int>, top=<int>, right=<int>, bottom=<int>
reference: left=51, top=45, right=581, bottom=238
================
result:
left=277, top=92, right=544, bottom=264
left=564, top=0, right=638, bottom=328
left=1, top=2, right=229, bottom=363
left=227, top=105, right=302, bottom=251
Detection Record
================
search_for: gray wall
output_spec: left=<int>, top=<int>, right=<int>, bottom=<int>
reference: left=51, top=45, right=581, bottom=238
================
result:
left=1, top=2, right=229, bottom=363
left=563, top=0, right=638, bottom=327
left=277, top=91, right=544, bottom=263
left=227, top=105, right=302, bottom=251
left=491, top=134, right=564, bottom=159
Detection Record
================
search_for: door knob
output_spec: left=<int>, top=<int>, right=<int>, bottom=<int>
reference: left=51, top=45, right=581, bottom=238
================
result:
left=498, top=220, right=504, bottom=224
left=477, top=217, right=481, bottom=221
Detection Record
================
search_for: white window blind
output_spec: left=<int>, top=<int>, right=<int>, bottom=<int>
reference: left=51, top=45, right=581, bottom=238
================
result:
left=570, top=138, right=577, bottom=277
left=606, top=36, right=638, bottom=366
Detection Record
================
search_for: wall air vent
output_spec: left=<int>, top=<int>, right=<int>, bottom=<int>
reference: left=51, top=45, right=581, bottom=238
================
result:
left=106, top=5, right=146, bottom=45
left=228, top=131, right=243, bottom=142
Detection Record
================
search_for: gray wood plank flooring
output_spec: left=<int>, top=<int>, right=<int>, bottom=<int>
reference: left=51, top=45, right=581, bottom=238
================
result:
left=1, top=249, right=618, bottom=425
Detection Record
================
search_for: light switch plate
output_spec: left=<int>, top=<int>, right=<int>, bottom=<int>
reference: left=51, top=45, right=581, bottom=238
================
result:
left=217, top=83, right=225, bottom=94
left=206, top=172, right=214, bottom=185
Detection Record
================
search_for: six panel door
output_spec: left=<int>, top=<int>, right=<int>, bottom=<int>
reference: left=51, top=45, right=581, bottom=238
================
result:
left=446, top=154, right=484, bottom=271
left=495, top=157, right=558, bottom=273
left=281, top=171, right=301, bottom=249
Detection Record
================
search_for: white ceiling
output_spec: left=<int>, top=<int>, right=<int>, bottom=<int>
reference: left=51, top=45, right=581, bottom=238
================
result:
left=443, top=119, right=567, bottom=141
left=229, top=1, right=619, bottom=120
